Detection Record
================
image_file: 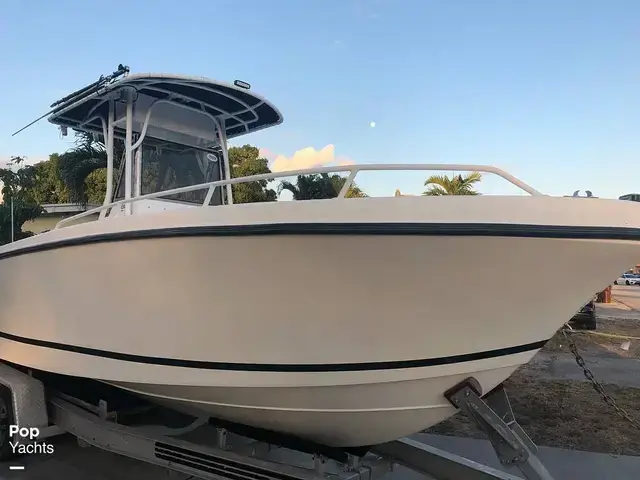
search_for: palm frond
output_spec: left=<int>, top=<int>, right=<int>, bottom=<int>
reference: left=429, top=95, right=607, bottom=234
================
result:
left=422, top=172, right=482, bottom=196
left=423, top=175, right=452, bottom=188
left=457, top=171, right=482, bottom=189
left=58, top=146, right=108, bottom=203
left=422, top=186, right=447, bottom=196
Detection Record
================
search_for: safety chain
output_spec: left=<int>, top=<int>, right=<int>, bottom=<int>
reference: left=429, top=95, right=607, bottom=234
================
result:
left=561, top=328, right=640, bottom=429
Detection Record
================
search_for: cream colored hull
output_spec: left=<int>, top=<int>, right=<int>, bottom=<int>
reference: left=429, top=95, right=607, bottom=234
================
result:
left=0, top=195, right=639, bottom=446
left=105, top=359, right=530, bottom=447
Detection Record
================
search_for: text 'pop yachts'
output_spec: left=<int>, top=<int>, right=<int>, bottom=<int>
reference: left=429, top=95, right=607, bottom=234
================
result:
left=7, top=426, right=54, bottom=455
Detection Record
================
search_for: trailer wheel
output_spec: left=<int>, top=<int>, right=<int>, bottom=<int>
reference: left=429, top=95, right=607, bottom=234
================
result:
left=0, top=385, right=16, bottom=460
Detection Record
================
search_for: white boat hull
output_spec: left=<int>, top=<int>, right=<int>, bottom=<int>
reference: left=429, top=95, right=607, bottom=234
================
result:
left=0, top=195, right=639, bottom=446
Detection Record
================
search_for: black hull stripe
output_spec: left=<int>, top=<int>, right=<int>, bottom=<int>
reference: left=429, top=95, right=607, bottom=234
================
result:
left=2, top=223, right=640, bottom=261
left=0, top=330, right=547, bottom=372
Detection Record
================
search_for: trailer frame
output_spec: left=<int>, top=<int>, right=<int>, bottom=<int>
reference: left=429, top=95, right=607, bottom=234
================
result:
left=0, top=363, right=555, bottom=480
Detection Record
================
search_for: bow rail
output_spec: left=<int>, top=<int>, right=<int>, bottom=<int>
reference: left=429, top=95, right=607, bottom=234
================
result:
left=55, top=163, right=543, bottom=229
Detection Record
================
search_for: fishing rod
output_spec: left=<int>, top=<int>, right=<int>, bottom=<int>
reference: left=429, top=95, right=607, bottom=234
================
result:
left=11, top=64, right=130, bottom=137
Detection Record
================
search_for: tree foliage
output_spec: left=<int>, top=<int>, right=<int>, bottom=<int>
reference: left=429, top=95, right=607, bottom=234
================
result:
left=278, top=173, right=368, bottom=200
left=57, top=131, right=124, bottom=204
left=0, top=138, right=370, bottom=247
left=29, top=154, right=72, bottom=204
left=55, top=141, right=278, bottom=205
left=84, top=168, right=109, bottom=205
left=422, top=172, right=482, bottom=196
left=228, top=145, right=277, bottom=203
left=0, top=157, right=44, bottom=245
left=332, top=175, right=368, bottom=199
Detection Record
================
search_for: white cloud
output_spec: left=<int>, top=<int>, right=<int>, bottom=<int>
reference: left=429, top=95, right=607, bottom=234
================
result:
left=261, top=144, right=355, bottom=173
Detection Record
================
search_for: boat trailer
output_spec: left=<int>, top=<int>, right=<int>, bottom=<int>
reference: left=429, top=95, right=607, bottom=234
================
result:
left=0, top=363, right=555, bottom=480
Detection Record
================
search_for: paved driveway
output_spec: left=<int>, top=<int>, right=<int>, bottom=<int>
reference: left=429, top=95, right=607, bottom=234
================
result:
left=611, top=285, right=640, bottom=311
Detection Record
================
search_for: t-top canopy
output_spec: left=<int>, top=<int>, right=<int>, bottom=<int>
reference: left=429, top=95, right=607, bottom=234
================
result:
left=47, top=71, right=283, bottom=151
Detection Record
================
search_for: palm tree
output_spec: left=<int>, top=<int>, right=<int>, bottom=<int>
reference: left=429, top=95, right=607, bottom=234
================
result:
left=329, top=175, right=368, bottom=198
left=422, top=172, right=482, bottom=196
left=278, top=174, right=336, bottom=200
left=278, top=173, right=368, bottom=200
left=57, top=131, right=124, bottom=204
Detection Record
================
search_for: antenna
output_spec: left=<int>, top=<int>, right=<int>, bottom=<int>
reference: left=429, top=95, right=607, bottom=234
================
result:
left=11, top=64, right=130, bottom=137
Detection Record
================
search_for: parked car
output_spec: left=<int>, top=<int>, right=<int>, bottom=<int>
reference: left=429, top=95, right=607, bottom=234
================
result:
left=614, top=273, right=639, bottom=285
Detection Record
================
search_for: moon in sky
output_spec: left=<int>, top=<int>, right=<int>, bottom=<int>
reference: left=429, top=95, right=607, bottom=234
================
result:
left=369, top=121, right=376, bottom=128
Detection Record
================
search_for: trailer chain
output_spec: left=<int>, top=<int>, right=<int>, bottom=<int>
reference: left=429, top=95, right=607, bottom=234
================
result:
left=561, top=328, right=640, bottom=430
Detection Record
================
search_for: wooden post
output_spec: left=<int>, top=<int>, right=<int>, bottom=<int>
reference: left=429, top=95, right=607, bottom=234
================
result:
left=596, top=286, right=611, bottom=303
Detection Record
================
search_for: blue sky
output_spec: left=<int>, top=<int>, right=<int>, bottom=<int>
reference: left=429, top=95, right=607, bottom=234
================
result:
left=1, top=0, right=639, bottom=198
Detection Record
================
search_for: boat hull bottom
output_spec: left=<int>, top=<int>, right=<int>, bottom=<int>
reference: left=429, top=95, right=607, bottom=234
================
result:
left=106, top=361, right=527, bottom=447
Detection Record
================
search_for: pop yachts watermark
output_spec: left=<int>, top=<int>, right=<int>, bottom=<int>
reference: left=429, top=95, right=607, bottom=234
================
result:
left=8, top=426, right=54, bottom=455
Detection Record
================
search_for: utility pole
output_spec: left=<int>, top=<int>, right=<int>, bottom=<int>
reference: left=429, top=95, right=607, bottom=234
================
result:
left=10, top=193, right=14, bottom=243
left=8, top=158, right=21, bottom=243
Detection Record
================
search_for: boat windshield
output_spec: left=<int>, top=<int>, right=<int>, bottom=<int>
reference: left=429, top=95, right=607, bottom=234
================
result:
left=114, top=143, right=223, bottom=205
